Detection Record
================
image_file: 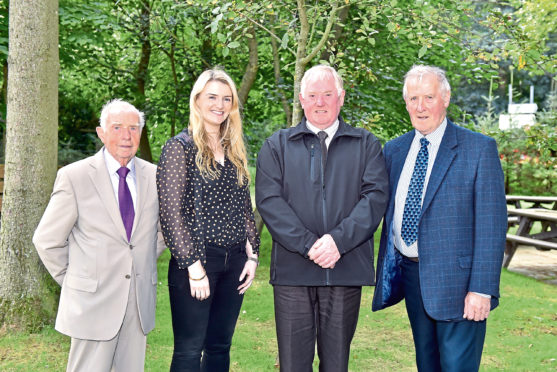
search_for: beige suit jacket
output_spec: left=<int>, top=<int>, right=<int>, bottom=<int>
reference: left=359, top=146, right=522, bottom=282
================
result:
left=33, top=149, right=166, bottom=341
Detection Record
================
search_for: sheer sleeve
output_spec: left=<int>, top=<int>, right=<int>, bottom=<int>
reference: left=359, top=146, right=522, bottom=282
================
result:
left=157, top=138, right=203, bottom=269
left=244, top=183, right=260, bottom=255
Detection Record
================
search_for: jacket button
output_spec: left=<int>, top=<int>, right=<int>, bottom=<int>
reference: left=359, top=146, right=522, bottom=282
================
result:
left=125, top=274, right=131, bottom=279
left=129, top=244, right=133, bottom=250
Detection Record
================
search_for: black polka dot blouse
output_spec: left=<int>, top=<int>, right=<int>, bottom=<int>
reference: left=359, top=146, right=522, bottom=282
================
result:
left=157, top=130, right=260, bottom=270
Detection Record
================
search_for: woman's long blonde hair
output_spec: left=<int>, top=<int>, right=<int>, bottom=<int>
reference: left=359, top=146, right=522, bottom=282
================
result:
left=189, top=68, right=250, bottom=186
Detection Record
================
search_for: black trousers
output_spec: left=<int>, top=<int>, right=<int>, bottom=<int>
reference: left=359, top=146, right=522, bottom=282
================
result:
left=273, top=285, right=362, bottom=372
left=168, top=242, right=246, bottom=372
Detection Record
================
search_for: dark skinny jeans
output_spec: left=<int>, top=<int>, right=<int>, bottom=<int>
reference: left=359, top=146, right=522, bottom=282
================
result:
left=168, top=241, right=246, bottom=372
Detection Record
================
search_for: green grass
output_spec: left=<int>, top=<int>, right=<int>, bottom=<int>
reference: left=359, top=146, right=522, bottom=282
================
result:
left=1, top=226, right=556, bottom=371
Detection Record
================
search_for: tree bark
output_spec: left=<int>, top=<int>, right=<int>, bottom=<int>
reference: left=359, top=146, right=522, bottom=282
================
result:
left=270, top=25, right=292, bottom=127
left=0, top=0, right=59, bottom=331
left=237, top=27, right=258, bottom=109
left=291, top=0, right=310, bottom=126
left=136, top=0, right=153, bottom=162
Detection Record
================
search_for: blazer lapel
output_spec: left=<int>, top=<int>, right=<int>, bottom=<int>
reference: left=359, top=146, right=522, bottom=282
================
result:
left=390, top=132, right=414, bottom=199
left=89, top=149, right=128, bottom=241
left=421, top=120, right=458, bottom=216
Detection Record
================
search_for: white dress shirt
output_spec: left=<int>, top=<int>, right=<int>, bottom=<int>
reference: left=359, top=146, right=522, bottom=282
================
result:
left=393, top=118, right=447, bottom=258
left=306, top=119, right=339, bottom=149
left=103, top=148, right=137, bottom=211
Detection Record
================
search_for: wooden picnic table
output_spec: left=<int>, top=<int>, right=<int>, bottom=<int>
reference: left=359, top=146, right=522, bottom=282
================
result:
left=504, top=208, right=557, bottom=268
left=506, top=195, right=557, bottom=210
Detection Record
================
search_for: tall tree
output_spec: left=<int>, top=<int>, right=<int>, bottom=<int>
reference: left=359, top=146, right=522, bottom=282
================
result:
left=0, top=0, right=59, bottom=330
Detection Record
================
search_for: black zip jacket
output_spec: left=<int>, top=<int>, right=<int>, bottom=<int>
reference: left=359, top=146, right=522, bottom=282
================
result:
left=255, top=117, right=389, bottom=286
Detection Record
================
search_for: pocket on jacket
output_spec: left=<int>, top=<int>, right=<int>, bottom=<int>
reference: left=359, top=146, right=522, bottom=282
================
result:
left=458, top=255, right=473, bottom=269
left=65, top=273, right=98, bottom=292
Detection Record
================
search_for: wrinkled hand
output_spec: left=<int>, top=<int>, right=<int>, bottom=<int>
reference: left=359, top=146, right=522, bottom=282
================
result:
left=463, top=292, right=490, bottom=321
left=188, top=260, right=210, bottom=301
left=307, top=234, right=340, bottom=269
left=238, top=259, right=258, bottom=294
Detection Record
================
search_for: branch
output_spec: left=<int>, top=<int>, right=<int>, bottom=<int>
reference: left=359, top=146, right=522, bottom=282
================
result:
left=238, top=11, right=297, bottom=57
left=301, top=1, right=341, bottom=65
left=238, top=27, right=258, bottom=108
left=149, top=15, right=212, bottom=68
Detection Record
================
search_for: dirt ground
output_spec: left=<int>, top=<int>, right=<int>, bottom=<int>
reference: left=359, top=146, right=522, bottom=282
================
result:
left=507, top=245, right=557, bottom=285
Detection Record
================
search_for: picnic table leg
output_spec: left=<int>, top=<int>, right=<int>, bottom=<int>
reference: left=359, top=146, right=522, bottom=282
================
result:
left=503, top=241, right=517, bottom=268
left=504, top=216, right=532, bottom=268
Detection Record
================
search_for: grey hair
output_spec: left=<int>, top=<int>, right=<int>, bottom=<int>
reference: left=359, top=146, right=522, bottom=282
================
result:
left=403, top=65, right=451, bottom=99
left=99, top=99, right=145, bottom=129
left=300, top=65, right=344, bottom=98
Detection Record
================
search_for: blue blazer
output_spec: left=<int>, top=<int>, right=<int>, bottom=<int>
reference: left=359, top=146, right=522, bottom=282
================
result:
left=372, top=120, right=507, bottom=321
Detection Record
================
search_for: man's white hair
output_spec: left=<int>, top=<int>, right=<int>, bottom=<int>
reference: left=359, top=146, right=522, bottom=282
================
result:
left=99, top=99, right=145, bottom=129
left=403, top=65, right=451, bottom=99
left=300, top=65, right=344, bottom=98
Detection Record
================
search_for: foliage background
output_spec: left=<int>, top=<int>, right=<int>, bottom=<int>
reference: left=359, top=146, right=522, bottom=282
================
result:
left=1, top=0, right=554, bottom=179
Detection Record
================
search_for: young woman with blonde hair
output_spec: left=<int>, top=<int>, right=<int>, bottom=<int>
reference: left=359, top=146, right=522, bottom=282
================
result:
left=157, top=68, right=260, bottom=371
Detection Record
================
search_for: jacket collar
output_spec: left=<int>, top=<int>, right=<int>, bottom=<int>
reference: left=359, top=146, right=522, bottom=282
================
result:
left=287, top=116, right=362, bottom=141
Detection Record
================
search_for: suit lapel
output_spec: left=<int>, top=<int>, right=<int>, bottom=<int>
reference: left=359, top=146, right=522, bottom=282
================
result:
left=89, top=149, right=128, bottom=241
left=132, top=158, right=149, bottom=238
left=421, top=120, right=458, bottom=216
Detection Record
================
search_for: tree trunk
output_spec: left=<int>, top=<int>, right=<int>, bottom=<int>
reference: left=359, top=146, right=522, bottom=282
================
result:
left=291, top=0, right=310, bottom=126
left=1, top=60, right=7, bottom=156
left=270, top=24, right=292, bottom=127
left=292, top=0, right=340, bottom=126
left=0, top=0, right=59, bottom=331
left=137, top=0, right=152, bottom=162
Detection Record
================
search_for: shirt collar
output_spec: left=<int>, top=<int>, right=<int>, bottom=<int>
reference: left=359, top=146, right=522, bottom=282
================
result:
left=305, top=119, right=339, bottom=139
left=103, top=148, right=135, bottom=176
left=413, top=117, right=447, bottom=147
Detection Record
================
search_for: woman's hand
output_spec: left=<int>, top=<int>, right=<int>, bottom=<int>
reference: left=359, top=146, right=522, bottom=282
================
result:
left=188, top=260, right=210, bottom=301
left=238, top=240, right=258, bottom=294
left=238, top=258, right=257, bottom=294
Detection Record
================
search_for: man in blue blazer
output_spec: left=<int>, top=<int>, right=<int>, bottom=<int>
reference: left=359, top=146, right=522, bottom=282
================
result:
left=372, top=65, right=507, bottom=371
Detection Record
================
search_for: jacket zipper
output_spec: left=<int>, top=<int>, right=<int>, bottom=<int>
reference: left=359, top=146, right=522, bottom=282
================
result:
left=319, top=138, right=330, bottom=285
left=310, top=144, right=315, bottom=178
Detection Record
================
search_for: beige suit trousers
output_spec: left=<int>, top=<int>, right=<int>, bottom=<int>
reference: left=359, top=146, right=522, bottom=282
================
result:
left=66, top=269, right=146, bottom=372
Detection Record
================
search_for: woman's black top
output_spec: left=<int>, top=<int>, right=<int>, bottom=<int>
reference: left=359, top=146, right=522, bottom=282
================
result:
left=157, top=131, right=260, bottom=270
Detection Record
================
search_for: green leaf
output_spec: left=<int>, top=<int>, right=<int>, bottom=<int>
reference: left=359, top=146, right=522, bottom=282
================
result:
left=280, top=32, right=289, bottom=49
left=222, top=46, right=230, bottom=57
left=228, top=41, right=240, bottom=49
left=418, top=44, right=428, bottom=58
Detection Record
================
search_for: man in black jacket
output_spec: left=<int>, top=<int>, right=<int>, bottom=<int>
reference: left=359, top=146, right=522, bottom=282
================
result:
left=256, top=65, right=389, bottom=372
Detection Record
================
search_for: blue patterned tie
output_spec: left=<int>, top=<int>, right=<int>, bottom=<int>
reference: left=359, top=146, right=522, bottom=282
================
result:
left=401, top=137, right=429, bottom=246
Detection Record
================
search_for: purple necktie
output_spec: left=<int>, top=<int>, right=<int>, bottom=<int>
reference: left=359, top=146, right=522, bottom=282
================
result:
left=117, top=167, right=134, bottom=241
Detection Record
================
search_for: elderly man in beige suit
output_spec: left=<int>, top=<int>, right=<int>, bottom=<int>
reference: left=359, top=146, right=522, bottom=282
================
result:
left=33, top=99, right=166, bottom=372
